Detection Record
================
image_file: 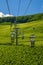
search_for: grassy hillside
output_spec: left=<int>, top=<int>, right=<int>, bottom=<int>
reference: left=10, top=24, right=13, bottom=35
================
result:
left=0, top=17, right=43, bottom=65
left=0, top=13, right=43, bottom=24
left=16, top=13, right=43, bottom=23
left=0, top=20, right=43, bottom=46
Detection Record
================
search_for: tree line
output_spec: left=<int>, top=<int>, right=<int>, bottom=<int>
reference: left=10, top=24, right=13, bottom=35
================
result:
left=0, top=13, right=43, bottom=24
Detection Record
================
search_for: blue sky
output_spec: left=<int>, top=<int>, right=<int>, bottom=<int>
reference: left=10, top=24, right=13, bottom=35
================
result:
left=0, top=0, right=43, bottom=16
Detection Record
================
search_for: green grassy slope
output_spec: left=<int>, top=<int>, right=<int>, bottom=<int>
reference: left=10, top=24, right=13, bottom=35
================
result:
left=17, top=20, right=43, bottom=46
left=0, top=25, right=10, bottom=43
left=0, top=20, right=43, bottom=46
left=0, top=20, right=43, bottom=65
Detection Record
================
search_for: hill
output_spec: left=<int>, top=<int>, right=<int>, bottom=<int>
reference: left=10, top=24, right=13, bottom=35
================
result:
left=16, top=13, right=43, bottom=23
left=0, top=13, right=43, bottom=24
left=0, top=20, right=43, bottom=46
left=0, top=13, right=43, bottom=65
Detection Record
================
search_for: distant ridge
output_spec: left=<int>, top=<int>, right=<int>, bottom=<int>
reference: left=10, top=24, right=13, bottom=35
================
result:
left=0, top=13, right=43, bottom=23
left=16, top=13, right=43, bottom=23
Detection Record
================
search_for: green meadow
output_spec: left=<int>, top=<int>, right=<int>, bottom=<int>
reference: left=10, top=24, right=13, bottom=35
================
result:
left=0, top=20, right=43, bottom=46
left=0, top=20, right=43, bottom=65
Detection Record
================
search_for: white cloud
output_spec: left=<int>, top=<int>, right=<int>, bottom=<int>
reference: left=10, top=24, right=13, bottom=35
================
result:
left=0, top=12, right=4, bottom=17
left=4, top=14, right=13, bottom=17
left=0, top=12, right=13, bottom=18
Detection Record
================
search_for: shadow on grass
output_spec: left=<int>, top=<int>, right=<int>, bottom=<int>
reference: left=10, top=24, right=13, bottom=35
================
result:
left=0, top=43, right=12, bottom=45
left=0, top=43, right=43, bottom=48
left=0, top=43, right=29, bottom=46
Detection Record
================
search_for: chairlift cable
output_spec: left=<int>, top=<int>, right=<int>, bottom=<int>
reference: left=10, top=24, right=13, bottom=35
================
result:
left=6, top=0, right=10, bottom=14
left=6, top=0, right=12, bottom=31
left=24, top=0, right=32, bottom=15
left=17, top=0, right=21, bottom=16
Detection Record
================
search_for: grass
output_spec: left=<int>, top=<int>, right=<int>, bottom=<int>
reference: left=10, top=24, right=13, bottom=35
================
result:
left=0, top=20, right=43, bottom=46
left=0, top=20, right=43, bottom=65
left=0, top=45, right=43, bottom=65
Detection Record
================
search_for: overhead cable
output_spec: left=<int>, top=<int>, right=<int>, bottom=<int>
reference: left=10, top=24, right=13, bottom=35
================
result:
left=24, top=0, right=32, bottom=15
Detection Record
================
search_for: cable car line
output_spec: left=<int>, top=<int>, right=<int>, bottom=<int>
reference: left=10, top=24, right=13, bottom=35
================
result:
left=6, top=0, right=11, bottom=14
left=6, top=0, right=13, bottom=38
left=17, top=0, right=21, bottom=15
left=24, top=0, right=32, bottom=15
